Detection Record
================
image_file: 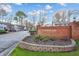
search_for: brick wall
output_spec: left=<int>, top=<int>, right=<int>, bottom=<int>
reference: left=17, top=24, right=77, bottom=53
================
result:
left=37, top=25, right=71, bottom=39
left=37, top=22, right=79, bottom=40
left=71, top=22, right=79, bottom=39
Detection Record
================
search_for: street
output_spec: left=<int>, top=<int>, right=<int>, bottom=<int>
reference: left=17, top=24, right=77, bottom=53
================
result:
left=0, top=31, right=30, bottom=56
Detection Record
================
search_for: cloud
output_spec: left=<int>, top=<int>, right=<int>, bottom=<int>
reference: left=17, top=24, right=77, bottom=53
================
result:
left=0, top=4, right=12, bottom=13
left=28, top=10, right=37, bottom=16
left=45, top=5, right=52, bottom=10
left=15, top=3, right=22, bottom=5
left=59, top=3, right=66, bottom=6
left=36, top=10, right=40, bottom=15
left=28, top=10, right=41, bottom=16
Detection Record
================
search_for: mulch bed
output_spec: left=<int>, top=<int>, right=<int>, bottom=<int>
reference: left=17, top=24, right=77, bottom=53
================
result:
left=23, top=36, right=72, bottom=46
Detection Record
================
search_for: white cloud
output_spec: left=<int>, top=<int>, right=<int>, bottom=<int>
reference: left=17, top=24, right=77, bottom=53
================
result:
left=28, top=10, right=37, bottom=16
left=45, top=5, right=52, bottom=10
left=37, top=9, right=47, bottom=15
left=59, top=3, right=66, bottom=6
left=15, top=3, right=22, bottom=5
left=36, top=10, right=40, bottom=15
left=0, top=4, right=12, bottom=13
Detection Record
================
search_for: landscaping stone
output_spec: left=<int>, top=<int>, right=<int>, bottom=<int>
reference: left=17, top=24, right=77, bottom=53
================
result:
left=19, top=36, right=76, bottom=52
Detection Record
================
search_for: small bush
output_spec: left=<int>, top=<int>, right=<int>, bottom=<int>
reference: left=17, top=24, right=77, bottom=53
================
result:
left=33, top=35, right=41, bottom=41
left=0, top=30, right=7, bottom=34
left=29, top=30, right=37, bottom=35
left=33, top=35, right=49, bottom=42
left=41, top=36, right=49, bottom=42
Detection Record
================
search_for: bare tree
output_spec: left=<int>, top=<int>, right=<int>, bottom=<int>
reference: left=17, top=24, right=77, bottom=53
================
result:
left=0, top=9, right=7, bottom=22
left=38, top=9, right=48, bottom=25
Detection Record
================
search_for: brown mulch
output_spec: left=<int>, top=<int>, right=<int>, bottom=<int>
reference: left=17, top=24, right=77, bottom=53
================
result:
left=23, top=36, right=72, bottom=46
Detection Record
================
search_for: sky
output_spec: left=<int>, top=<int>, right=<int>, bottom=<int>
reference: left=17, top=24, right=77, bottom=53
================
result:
left=1, top=3, right=79, bottom=24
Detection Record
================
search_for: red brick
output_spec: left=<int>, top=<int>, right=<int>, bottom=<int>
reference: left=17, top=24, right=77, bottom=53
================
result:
left=37, top=22, right=79, bottom=40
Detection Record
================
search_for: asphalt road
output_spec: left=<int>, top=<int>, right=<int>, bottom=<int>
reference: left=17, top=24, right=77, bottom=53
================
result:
left=0, top=31, right=30, bottom=56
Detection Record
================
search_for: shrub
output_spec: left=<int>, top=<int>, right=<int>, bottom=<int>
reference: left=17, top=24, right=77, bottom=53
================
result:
left=33, top=35, right=49, bottom=42
left=29, top=29, right=37, bottom=35
left=33, top=35, right=41, bottom=41
left=41, top=36, right=49, bottom=42
left=0, top=30, right=7, bottom=34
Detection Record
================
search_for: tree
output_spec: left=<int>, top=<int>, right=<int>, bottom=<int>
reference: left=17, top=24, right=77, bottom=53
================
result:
left=38, top=9, right=48, bottom=25
left=0, top=4, right=12, bottom=23
left=28, top=10, right=37, bottom=26
left=53, top=10, right=70, bottom=26
left=14, top=16, right=18, bottom=21
left=14, top=16, right=19, bottom=24
left=0, top=9, right=7, bottom=22
left=15, top=11, right=27, bottom=25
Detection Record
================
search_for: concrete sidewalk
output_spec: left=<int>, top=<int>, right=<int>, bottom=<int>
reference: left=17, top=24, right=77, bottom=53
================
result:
left=0, top=31, right=30, bottom=56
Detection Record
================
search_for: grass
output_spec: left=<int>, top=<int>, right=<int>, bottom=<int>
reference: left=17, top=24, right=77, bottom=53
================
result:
left=11, top=40, right=79, bottom=56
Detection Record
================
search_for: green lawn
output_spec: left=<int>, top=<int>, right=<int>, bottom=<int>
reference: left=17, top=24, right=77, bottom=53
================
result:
left=11, top=40, right=79, bottom=56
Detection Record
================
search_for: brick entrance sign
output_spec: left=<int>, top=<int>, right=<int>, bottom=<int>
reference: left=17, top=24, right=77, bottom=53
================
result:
left=37, top=22, right=79, bottom=40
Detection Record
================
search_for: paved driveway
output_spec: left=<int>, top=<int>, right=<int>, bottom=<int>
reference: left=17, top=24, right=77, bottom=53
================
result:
left=0, top=31, right=30, bottom=56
